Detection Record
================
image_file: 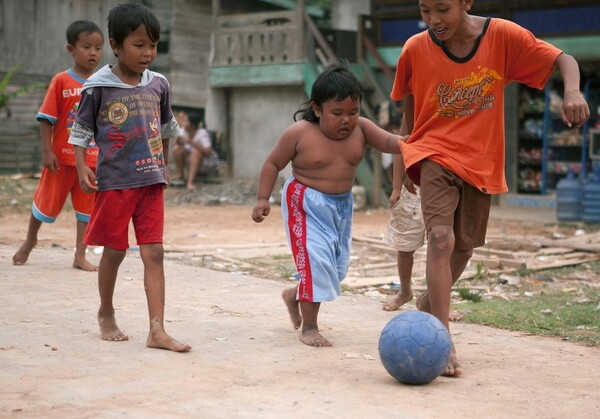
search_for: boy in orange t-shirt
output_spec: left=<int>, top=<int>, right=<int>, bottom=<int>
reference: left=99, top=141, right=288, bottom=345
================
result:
left=12, top=20, right=103, bottom=270
left=391, top=0, right=589, bottom=376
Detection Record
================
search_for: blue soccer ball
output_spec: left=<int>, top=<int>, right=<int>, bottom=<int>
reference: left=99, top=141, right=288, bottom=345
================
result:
left=378, top=311, right=452, bottom=385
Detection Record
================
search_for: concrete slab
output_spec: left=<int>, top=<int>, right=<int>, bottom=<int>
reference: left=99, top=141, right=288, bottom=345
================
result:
left=1, top=244, right=599, bottom=418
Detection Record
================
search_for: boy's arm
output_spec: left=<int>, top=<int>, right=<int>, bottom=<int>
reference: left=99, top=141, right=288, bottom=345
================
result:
left=160, top=113, right=181, bottom=187
left=73, top=145, right=97, bottom=193
left=252, top=161, right=279, bottom=223
left=162, top=139, right=170, bottom=167
left=389, top=155, right=404, bottom=206
left=359, top=117, right=408, bottom=154
left=68, top=122, right=97, bottom=192
left=554, top=53, right=590, bottom=127
left=400, top=95, right=416, bottom=194
left=162, top=138, right=170, bottom=185
left=252, top=126, right=298, bottom=223
left=390, top=112, right=412, bottom=204
left=390, top=96, right=416, bottom=203
left=39, top=120, right=59, bottom=173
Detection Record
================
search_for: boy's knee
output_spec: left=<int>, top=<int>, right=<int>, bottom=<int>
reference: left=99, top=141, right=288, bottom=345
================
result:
left=140, top=244, right=164, bottom=263
left=103, top=248, right=127, bottom=263
left=428, top=226, right=454, bottom=251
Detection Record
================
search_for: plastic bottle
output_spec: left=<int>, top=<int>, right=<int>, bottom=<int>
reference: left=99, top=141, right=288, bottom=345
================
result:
left=582, top=166, right=600, bottom=224
left=555, top=167, right=582, bottom=222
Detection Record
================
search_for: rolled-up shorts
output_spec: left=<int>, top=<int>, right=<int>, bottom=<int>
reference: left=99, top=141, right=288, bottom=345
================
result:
left=384, top=185, right=425, bottom=252
left=420, top=160, right=491, bottom=250
left=281, top=177, right=353, bottom=303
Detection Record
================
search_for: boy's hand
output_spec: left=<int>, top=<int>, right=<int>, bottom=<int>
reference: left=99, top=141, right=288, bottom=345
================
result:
left=78, top=166, right=98, bottom=193
left=42, top=150, right=60, bottom=173
left=561, top=90, right=590, bottom=128
left=252, top=199, right=271, bottom=223
left=404, top=177, right=417, bottom=194
left=389, top=188, right=401, bottom=206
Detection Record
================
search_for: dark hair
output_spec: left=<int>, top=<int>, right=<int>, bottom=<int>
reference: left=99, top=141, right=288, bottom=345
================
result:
left=294, top=64, right=363, bottom=122
left=66, top=20, right=103, bottom=46
left=107, top=2, right=161, bottom=46
left=188, top=113, right=206, bottom=130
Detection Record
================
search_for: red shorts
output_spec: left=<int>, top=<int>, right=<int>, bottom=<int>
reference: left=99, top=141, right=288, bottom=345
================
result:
left=84, top=184, right=164, bottom=250
left=32, top=165, right=95, bottom=223
left=419, top=160, right=491, bottom=250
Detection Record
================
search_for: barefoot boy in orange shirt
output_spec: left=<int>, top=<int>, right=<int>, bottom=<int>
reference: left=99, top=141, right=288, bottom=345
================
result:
left=13, top=20, right=103, bottom=271
left=392, top=0, right=589, bottom=376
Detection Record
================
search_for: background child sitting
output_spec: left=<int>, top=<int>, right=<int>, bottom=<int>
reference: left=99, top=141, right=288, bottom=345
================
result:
left=171, top=112, right=219, bottom=191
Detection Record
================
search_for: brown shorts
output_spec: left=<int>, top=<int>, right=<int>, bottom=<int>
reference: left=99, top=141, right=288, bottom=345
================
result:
left=419, top=160, right=491, bottom=250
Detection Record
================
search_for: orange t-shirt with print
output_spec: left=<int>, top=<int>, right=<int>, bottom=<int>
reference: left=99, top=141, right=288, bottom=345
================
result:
left=391, top=18, right=561, bottom=194
left=36, top=69, right=98, bottom=167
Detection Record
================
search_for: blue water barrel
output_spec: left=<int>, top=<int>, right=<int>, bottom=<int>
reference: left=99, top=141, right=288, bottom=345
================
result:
left=556, top=168, right=582, bottom=222
left=582, top=168, right=600, bottom=224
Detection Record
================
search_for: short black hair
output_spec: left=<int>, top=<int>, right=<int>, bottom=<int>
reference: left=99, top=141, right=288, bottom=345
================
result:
left=294, top=64, right=363, bottom=122
left=107, top=2, right=161, bottom=45
left=66, top=20, right=103, bottom=46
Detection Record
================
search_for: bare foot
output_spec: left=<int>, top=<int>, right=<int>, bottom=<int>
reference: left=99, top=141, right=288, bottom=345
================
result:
left=383, top=292, right=413, bottom=311
left=449, top=310, right=463, bottom=322
left=12, top=239, right=37, bottom=265
left=442, top=346, right=463, bottom=377
left=146, top=325, right=191, bottom=352
left=282, top=288, right=302, bottom=329
left=73, top=255, right=98, bottom=272
left=415, top=290, right=431, bottom=313
left=186, top=183, right=196, bottom=192
left=299, top=327, right=332, bottom=347
left=98, top=311, right=129, bottom=342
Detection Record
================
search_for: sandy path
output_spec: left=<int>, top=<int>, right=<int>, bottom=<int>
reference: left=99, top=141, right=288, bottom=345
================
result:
left=1, top=204, right=599, bottom=418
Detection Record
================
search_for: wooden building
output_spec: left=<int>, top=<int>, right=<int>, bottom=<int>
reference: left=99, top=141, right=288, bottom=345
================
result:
left=0, top=0, right=332, bottom=183
left=0, top=0, right=212, bottom=175
left=0, top=0, right=118, bottom=174
left=206, top=0, right=390, bottom=204
left=4, top=0, right=600, bottom=206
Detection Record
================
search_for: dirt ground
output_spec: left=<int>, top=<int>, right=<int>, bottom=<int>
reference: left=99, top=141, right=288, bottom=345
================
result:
left=1, top=182, right=600, bottom=418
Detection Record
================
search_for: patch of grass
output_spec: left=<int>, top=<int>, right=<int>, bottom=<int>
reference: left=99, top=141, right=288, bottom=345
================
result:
left=341, top=284, right=353, bottom=293
left=243, top=255, right=296, bottom=281
left=472, top=263, right=485, bottom=281
left=515, top=266, right=534, bottom=277
left=276, top=263, right=297, bottom=280
left=457, top=288, right=482, bottom=302
left=271, top=254, right=292, bottom=261
left=456, top=287, right=600, bottom=346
